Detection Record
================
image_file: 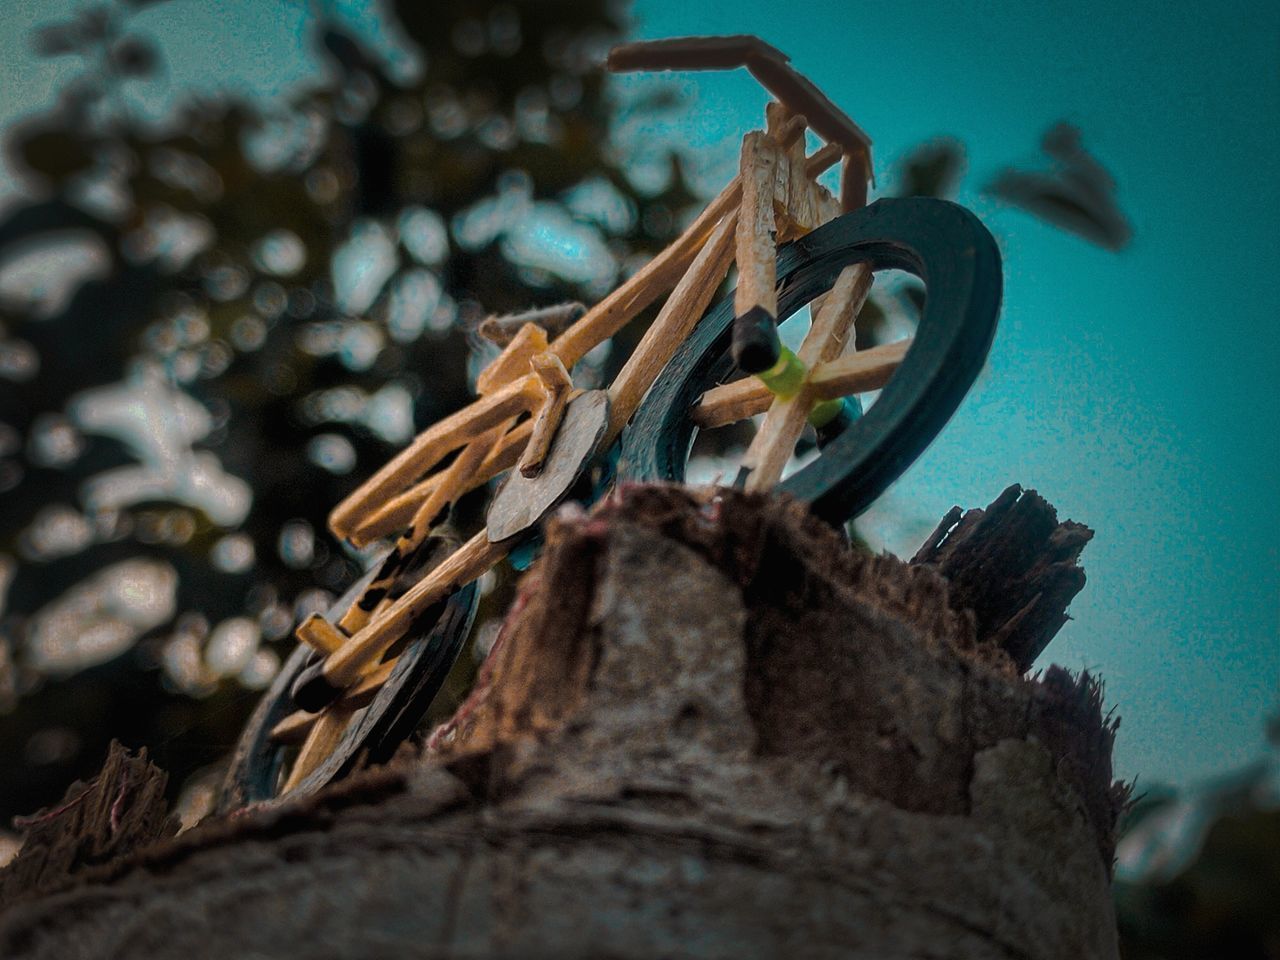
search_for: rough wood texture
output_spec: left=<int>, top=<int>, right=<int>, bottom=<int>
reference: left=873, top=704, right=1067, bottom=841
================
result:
left=0, top=486, right=1123, bottom=959
left=911, top=483, right=1094, bottom=672
left=0, top=742, right=178, bottom=910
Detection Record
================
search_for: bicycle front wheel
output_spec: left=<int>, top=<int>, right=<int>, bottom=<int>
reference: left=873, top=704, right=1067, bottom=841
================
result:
left=618, top=197, right=1003, bottom=526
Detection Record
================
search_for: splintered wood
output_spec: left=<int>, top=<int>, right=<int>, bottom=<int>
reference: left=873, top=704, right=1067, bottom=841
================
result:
left=766, top=102, right=840, bottom=242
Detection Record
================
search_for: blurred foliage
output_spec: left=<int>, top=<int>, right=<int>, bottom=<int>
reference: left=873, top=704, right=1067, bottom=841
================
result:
left=0, top=0, right=699, bottom=823
left=1115, top=716, right=1280, bottom=959
left=0, top=0, right=1142, bottom=839
left=986, top=121, right=1132, bottom=251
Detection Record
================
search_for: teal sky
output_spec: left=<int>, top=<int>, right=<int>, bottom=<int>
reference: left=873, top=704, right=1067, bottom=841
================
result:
left=622, top=0, right=1280, bottom=788
left=1, top=0, right=1277, bottom=788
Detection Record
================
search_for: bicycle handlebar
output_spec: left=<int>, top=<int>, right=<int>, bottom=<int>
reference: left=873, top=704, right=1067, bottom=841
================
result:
left=606, top=34, right=873, bottom=195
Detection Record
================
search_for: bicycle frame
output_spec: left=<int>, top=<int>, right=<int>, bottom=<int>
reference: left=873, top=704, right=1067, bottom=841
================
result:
left=268, top=36, right=905, bottom=789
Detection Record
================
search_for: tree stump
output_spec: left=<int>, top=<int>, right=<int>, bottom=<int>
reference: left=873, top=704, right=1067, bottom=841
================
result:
left=0, top=484, right=1126, bottom=959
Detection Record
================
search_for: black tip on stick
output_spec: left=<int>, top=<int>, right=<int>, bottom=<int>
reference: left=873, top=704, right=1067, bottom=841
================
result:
left=732, top=305, right=781, bottom=373
left=291, top=662, right=345, bottom=713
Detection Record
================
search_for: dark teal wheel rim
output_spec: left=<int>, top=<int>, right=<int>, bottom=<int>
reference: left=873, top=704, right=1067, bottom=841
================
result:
left=619, top=197, right=1003, bottom=526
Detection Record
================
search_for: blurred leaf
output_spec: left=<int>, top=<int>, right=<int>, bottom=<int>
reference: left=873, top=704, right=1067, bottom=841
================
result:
left=111, top=36, right=159, bottom=77
left=10, top=126, right=97, bottom=185
left=78, top=5, right=115, bottom=42
left=894, top=137, right=965, bottom=199
left=985, top=122, right=1132, bottom=251
left=1118, top=808, right=1280, bottom=958
left=30, top=23, right=83, bottom=58
left=318, top=24, right=379, bottom=80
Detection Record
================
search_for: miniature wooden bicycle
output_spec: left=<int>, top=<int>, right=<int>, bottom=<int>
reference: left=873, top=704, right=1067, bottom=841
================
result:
left=219, top=36, right=1002, bottom=809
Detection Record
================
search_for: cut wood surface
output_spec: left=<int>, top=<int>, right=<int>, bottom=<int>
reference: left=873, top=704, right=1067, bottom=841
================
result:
left=0, top=485, right=1124, bottom=960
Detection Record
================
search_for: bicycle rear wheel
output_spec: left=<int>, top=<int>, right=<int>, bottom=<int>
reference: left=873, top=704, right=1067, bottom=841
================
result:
left=218, top=562, right=477, bottom=810
left=619, top=197, right=1002, bottom=525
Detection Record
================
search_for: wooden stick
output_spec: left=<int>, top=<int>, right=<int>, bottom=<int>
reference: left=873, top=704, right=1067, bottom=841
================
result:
left=745, top=55, right=872, bottom=159
left=295, top=612, right=347, bottom=658
left=517, top=354, right=573, bottom=478
left=549, top=174, right=742, bottom=368
left=840, top=151, right=871, bottom=212
left=774, top=111, right=807, bottom=149
left=270, top=659, right=398, bottom=744
left=693, top=339, right=910, bottom=429
left=606, top=35, right=790, bottom=73
left=280, top=702, right=356, bottom=794
left=409, top=421, right=506, bottom=540
left=322, top=530, right=509, bottom=689
left=740, top=391, right=812, bottom=492
left=267, top=707, right=315, bottom=745
left=606, top=210, right=739, bottom=439
left=807, top=337, right=913, bottom=398
left=799, top=263, right=874, bottom=365
left=347, top=420, right=531, bottom=547
left=475, top=322, right=549, bottom=395
left=339, top=318, right=544, bottom=551
left=296, top=615, right=347, bottom=655
left=775, top=142, right=843, bottom=245
left=735, top=131, right=779, bottom=325
left=338, top=423, right=506, bottom=634
left=805, top=142, right=843, bottom=178
left=731, top=264, right=876, bottom=490
left=605, top=35, right=873, bottom=157
left=772, top=113, right=812, bottom=239
left=766, top=103, right=799, bottom=236
left=328, top=375, right=542, bottom=542
left=477, top=303, right=583, bottom=347
left=346, top=318, right=541, bottom=550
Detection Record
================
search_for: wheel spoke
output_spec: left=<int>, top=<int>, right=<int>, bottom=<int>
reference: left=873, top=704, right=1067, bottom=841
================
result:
left=692, top=338, right=911, bottom=428
left=808, top=337, right=911, bottom=401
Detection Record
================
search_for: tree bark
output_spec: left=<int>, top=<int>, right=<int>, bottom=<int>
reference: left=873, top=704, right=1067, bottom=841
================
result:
left=0, top=484, right=1126, bottom=959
